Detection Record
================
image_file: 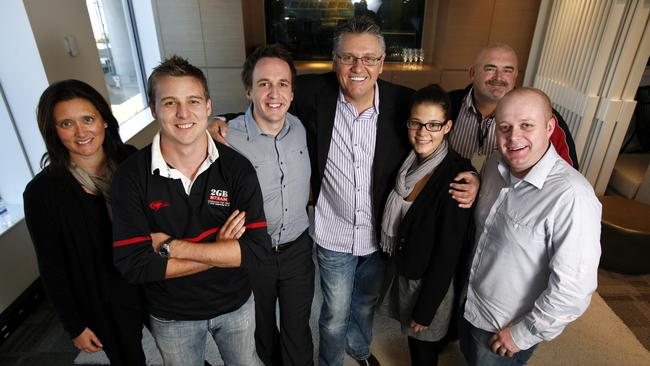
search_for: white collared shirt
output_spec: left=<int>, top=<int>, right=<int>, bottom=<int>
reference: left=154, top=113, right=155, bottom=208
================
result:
left=150, top=131, right=219, bottom=195
left=464, top=144, right=601, bottom=350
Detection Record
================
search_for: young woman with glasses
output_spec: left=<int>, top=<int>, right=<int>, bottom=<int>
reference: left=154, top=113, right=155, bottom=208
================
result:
left=378, top=84, right=476, bottom=366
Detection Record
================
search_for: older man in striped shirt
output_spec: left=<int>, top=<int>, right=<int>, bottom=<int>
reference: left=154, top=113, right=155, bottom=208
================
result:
left=448, top=43, right=579, bottom=171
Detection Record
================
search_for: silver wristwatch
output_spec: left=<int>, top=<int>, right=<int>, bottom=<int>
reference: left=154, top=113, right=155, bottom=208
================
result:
left=159, top=237, right=174, bottom=258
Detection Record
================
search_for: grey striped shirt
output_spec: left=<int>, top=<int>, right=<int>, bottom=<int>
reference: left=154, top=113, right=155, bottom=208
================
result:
left=313, top=86, right=380, bottom=256
left=448, top=89, right=498, bottom=159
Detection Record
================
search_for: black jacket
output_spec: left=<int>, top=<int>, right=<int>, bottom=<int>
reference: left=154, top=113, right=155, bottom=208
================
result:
left=394, top=150, right=475, bottom=326
left=292, top=72, right=414, bottom=235
left=23, top=145, right=142, bottom=338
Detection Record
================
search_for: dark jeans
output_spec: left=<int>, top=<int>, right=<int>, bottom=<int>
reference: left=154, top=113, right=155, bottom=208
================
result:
left=249, top=231, right=316, bottom=366
left=459, top=317, right=537, bottom=366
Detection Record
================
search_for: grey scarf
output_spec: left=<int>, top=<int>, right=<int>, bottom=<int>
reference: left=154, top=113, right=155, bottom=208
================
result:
left=68, top=160, right=116, bottom=219
left=380, top=139, right=448, bottom=255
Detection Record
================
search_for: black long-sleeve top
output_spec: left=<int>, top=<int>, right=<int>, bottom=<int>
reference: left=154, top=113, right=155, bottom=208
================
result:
left=23, top=145, right=142, bottom=339
left=111, top=141, right=270, bottom=320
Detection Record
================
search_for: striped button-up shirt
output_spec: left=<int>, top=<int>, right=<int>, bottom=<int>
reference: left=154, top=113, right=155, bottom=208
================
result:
left=448, top=88, right=498, bottom=159
left=313, top=86, right=380, bottom=256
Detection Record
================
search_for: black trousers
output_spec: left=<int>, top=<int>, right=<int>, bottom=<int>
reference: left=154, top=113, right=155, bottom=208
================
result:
left=249, top=231, right=316, bottom=366
left=94, top=301, right=147, bottom=366
left=407, top=336, right=446, bottom=366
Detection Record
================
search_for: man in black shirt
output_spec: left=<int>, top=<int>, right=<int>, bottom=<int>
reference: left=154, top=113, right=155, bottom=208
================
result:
left=112, top=55, right=268, bottom=366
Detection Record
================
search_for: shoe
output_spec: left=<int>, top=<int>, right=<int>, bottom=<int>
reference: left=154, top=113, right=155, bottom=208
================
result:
left=355, top=354, right=380, bottom=366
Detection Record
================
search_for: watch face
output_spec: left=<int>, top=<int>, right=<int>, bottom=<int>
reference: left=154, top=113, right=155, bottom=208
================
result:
left=159, top=243, right=170, bottom=258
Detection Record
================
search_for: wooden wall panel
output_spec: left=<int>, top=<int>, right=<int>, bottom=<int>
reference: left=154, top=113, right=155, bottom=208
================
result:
left=434, top=0, right=495, bottom=70
left=489, top=0, right=542, bottom=69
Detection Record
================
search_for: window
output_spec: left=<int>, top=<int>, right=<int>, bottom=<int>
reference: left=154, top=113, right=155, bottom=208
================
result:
left=86, top=0, right=147, bottom=123
left=265, top=0, right=426, bottom=62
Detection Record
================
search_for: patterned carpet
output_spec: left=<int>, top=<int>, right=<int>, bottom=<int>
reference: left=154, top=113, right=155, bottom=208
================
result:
left=0, top=268, right=648, bottom=365
left=597, top=269, right=650, bottom=351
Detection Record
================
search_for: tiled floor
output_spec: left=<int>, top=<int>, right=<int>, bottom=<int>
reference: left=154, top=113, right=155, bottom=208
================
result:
left=597, top=268, right=650, bottom=351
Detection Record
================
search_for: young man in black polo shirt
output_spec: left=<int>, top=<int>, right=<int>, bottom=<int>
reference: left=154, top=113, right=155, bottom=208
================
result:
left=111, top=55, right=268, bottom=366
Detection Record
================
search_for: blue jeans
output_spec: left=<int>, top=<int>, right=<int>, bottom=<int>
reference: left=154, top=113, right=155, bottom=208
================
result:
left=149, top=294, right=261, bottom=366
left=459, top=317, right=537, bottom=366
left=317, top=246, right=386, bottom=366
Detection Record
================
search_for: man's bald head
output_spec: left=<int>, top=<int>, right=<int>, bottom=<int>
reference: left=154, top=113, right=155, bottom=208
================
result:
left=474, top=43, right=517, bottom=66
left=497, top=87, right=553, bottom=121
left=470, top=43, right=519, bottom=103
left=495, top=87, right=555, bottom=178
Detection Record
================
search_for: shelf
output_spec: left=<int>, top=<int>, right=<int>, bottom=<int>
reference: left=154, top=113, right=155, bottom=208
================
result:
left=295, top=61, right=438, bottom=73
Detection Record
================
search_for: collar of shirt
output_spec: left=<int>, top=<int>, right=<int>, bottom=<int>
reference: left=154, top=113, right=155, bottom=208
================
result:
left=497, top=143, right=560, bottom=190
left=150, top=130, right=219, bottom=178
left=242, top=105, right=293, bottom=142
left=337, top=82, right=380, bottom=116
left=465, top=87, right=495, bottom=120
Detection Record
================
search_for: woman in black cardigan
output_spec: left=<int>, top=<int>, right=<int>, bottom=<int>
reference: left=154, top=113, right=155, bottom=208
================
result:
left=379, top=84, right=475, bottom=366
left=23, top=80, right=146, bottom=365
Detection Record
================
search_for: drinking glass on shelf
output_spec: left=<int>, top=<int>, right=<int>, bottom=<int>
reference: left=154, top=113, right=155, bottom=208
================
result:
left=418, top=48, right=424, bottom=63
left=402, top=48, right=408, bottom=63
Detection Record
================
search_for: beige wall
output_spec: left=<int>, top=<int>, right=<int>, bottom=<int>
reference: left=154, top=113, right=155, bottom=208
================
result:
left=153, top=0, right=249, bottom=115
left=433, top=0, right=541, bottom=91
left=23, top=0, right=109, bottom=99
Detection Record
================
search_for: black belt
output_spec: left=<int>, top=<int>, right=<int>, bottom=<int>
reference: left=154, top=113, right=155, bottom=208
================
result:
left=272, top=230, right=309, bottom=252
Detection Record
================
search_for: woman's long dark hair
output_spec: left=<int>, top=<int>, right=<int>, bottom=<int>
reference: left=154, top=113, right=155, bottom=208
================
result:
left=36, top=79, right=124, bottom=169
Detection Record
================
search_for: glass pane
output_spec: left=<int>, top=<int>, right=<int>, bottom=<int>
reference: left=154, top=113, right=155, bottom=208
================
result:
left=265, top=0, right=426, bottom=62
left=86, top=0, right=146, bottom=123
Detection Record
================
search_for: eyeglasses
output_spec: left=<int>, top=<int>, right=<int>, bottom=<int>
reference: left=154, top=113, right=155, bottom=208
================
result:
left=406, top=119, right=448, bottom=132
left=335, top=54, right=383, bottom=66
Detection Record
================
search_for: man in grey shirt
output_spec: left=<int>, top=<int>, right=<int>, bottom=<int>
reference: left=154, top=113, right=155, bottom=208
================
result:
left=225, top=45, right=314, bottom=366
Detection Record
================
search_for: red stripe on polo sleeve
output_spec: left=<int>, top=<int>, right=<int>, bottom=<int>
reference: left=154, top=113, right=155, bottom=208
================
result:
left=245, top=221, right=267, bottom=229
left=113, top=236, right=151, bottom=247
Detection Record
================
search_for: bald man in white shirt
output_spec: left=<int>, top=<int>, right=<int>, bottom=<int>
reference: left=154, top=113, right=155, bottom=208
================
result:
left=459, top=88, right=601, bottom=366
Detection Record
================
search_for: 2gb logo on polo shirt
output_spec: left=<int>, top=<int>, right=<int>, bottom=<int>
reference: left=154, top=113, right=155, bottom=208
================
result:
left=208, top=189, right=230, bottom=207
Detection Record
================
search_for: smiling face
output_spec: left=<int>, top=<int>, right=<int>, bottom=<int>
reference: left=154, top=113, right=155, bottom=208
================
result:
left=334, top=32, right=384, bottom=107
left=470, top=47, right=518, bottom=103
left=495, top=89, right=554, bottom=178
left=151, top=75, right=211, bottom=148
left=53, top=98, right=106, bottom=165
left=247, top=57, right=293, bottom=132
left=408, top=103, right=452, bottom=161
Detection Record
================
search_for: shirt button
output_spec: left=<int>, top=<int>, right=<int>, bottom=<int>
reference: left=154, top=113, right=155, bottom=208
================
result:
left=285, top=208, right=288, bottom=212
left=400, top=238, right=405, bottom=243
